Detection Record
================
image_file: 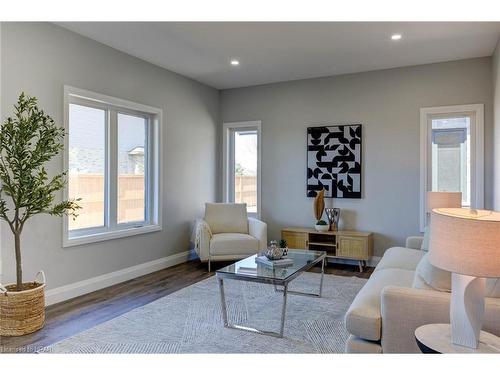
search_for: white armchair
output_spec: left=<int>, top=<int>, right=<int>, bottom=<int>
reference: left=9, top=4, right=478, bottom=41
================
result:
left=193, top=203, right=267, bottom=272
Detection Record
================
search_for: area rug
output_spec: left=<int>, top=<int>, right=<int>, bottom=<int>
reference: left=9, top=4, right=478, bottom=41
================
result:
left=41, top=273, right=366, bottom=353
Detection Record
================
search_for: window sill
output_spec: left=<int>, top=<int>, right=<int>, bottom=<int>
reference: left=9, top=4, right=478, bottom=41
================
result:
left=63, top=224, right=162, bottom=248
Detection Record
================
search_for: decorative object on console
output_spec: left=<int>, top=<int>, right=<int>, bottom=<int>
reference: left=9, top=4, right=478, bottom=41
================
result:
left=307, top=124, right=362, bottom=198
left=429, top=208, right=500, bottom=349
left=313, top=189, right=329, bottom=231
left=315, top=220, right=329, bottom=232
left=313, top=188, right=325, bottom=219
left=265, top=240, right=284, bottom=260
left=325, top=207, right=341, bottom=231
left=279, top=239, right=288, bottom=257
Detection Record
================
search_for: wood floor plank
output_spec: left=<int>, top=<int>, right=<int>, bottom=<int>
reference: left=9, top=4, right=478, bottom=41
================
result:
left=0, top=259, right=372, bottom=353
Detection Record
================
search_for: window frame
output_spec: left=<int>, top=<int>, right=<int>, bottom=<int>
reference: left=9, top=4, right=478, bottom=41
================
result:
left=222, top=121, right=262, bottom=218
left=63, top=86, right=162, bottom=247
left=419, top=104, right=484, bottom=232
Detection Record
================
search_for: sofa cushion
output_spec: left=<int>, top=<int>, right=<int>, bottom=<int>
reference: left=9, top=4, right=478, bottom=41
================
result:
left=209, top=233, right=259, bottom=256
left=374, top=247, right=424, bottom=273
left=345, top=268, right=415, bottom=341
left=204, top=203, right=248, bottom=234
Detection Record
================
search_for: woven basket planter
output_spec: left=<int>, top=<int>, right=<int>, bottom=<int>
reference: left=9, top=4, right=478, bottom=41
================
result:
left=0, top=271, right=46, bottom=337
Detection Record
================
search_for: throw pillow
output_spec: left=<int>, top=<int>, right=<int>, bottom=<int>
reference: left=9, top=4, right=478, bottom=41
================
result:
left=486, top=278, right=500, bottom=298
left=413, top=253, right=500, bottom=297
left=412, top=253, right=451, bottom=292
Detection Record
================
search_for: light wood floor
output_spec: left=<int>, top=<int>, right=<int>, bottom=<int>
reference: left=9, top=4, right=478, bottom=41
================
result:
left=0, top=260, right=373, bottom=353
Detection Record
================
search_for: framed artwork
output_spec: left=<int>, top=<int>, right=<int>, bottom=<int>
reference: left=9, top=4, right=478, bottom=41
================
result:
left=307, top=124, right=362, bottom=198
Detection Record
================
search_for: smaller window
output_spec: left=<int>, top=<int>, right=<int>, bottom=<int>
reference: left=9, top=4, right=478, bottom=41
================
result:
left=64, top=86, right=162, bottom=246
left=223, top=121, right=261, bottom=217
left=420, top=104, right=484, bottom=232
left=431, top=117, right=470, bottom=206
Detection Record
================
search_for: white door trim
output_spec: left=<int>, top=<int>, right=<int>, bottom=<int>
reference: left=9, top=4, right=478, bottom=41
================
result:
left=419, top=104, right=484, bottom=232
left=222, top=120, right=262, bottom=218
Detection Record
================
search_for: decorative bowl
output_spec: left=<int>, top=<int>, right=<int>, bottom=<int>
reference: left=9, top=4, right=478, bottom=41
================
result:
left=265, top=241, right=284, bottom=260
left=315, top=224, right=330, bottom=232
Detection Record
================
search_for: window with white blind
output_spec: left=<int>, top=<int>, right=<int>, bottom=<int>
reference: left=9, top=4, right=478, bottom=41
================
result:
left=63, top=86, right=162, bottom=246
left=419, top=104, right=484, bottom=231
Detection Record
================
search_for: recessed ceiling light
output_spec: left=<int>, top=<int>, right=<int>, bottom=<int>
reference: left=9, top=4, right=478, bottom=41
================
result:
left=230, top=59, right=240, bottom=66
left=391, top=34, right=402, bottom=41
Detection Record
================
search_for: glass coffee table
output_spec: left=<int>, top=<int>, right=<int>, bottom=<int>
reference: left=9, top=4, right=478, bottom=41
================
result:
left=215, top=249, right=326, bottom=338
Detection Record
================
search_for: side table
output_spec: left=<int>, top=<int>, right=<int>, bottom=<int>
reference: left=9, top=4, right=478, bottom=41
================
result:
left=415, top=324, right=500, bottom=353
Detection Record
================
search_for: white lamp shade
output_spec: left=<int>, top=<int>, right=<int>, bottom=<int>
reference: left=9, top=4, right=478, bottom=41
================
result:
left=426, top=191, right=462, bottom=212
left=429, top=208, right=500, bottom=277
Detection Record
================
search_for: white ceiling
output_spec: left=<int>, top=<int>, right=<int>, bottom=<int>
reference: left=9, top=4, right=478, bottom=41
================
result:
left=58, top=22, right=500, bottom=89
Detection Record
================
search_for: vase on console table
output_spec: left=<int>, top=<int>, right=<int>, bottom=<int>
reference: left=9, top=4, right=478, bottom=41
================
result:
left=325, top=208, right=340, bottom=231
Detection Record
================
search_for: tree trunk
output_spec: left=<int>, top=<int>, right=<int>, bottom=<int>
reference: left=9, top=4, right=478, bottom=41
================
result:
left=15, top=230, right=22, bottom=291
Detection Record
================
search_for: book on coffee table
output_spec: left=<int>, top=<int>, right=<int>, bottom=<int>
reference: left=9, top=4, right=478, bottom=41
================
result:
left=255, top=256, right=293, bottom=268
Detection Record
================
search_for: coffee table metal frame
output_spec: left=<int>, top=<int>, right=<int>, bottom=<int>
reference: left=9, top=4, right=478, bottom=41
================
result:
left=216, top=252, right=326, bottom=338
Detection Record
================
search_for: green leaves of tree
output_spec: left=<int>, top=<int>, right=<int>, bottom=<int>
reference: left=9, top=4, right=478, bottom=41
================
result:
left=0, top=92, right=81, bottom=233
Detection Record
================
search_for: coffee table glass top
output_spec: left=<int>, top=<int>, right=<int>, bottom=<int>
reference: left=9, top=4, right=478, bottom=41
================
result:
left=216, top=249, right=326, bottom=282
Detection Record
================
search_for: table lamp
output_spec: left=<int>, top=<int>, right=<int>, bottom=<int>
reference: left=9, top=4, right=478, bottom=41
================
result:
left=425, top=191, right=462, bottom=229
left=429, top=208, right=500, bottom=348
left=427, top=192, right=462, bottom=213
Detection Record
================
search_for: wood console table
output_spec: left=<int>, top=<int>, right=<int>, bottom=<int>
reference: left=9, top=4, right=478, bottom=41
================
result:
left=281, top=227, right=373, bottom=271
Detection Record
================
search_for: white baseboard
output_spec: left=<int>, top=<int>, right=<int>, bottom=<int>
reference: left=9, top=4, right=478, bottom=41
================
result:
left=44, top=249, right=373, bottom=306
left=326, top=256, right=381, bottom=268
left=45, top=250, right=197, bottom=306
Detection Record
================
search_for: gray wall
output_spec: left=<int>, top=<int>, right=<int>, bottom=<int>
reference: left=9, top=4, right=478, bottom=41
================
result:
left=493, top=39, right=500, bottom=210
left=0, top=23, right=219, bottom=288
left=221, top=58, right=494, bottom=256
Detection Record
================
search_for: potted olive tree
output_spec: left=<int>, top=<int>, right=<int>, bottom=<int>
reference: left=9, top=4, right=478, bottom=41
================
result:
left=0, top=93, right=80, bottom=336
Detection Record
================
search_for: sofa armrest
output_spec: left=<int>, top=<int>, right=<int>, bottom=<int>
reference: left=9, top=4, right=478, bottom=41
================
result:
left=192, top=219, right=212, bottom=261
left=248, top=217, right=267, bottom=251
left=381, top=286, right=500, bottom=353
left=381, top=286, right=449, bottom=353
left=405, top=236, right=423, bottom=250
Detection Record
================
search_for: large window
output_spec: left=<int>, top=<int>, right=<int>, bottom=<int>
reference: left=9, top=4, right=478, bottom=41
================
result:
left=223, top=121, right=261, bottom=217
left=64, top=86, right=162, bottom=246
left=420, top=104, right=484, bottom=231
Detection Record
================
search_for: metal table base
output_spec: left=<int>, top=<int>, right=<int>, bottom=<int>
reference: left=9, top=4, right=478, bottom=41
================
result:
left=217, top=256, right=325, bottom=338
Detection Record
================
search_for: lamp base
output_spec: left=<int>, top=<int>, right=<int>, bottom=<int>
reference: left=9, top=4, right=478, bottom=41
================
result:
left=450, top=273, right=486, bottom=349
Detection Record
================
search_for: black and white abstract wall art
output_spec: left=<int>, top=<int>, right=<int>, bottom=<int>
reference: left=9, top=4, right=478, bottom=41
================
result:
left=307, top=124, right=362, bottom=198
